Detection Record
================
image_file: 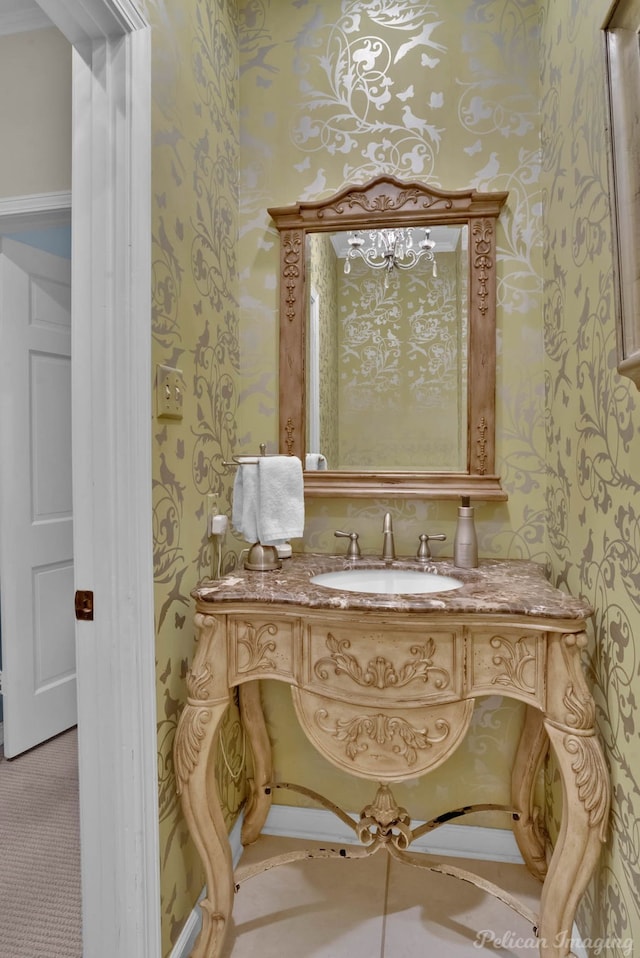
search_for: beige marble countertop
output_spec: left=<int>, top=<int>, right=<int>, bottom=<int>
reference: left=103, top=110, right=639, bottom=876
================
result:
left=192, top=553, right=592, bottom=620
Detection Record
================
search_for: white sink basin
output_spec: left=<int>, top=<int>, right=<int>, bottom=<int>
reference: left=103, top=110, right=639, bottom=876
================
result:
left=310, top=568, right=463, bottom=595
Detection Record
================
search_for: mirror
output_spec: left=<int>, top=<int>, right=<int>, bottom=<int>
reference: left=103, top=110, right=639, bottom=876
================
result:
left=269, top=176, right=508, bottom=499
left=306, top=224, right=468, bottom=473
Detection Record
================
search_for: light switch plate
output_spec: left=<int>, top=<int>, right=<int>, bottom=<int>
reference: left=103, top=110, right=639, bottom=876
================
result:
left=156, top=364, right=184, bottom=420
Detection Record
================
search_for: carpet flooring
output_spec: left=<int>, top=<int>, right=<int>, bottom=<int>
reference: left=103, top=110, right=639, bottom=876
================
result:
left=0, top=728, right=81, bottom=958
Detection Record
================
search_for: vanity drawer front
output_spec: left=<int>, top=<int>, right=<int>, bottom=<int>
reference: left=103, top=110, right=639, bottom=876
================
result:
left=303, top=622, right=463, bottom=706
left=227, top=615, right=300, bottom=684
left=467, top=628, right=546, bottom=706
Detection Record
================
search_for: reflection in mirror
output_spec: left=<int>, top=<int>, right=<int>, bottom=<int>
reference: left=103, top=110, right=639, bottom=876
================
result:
left=270, top=176, right=509, bottom=499
left=307, top=226, right=468, bottom=472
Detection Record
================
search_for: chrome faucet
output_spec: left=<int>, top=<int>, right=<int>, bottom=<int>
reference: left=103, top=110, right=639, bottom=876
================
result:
left=382, top=512, right=395, bottom=562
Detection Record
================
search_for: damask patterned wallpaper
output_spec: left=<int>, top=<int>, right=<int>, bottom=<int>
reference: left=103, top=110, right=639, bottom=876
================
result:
left=145, top=1, right=244, bottom=953
left=145, top=0, right=640, bottom=953
left=541, top=1, right=640, bottom=951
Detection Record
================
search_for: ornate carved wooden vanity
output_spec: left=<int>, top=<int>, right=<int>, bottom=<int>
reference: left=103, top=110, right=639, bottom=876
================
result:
left=174, top=554, right=609, bottom=958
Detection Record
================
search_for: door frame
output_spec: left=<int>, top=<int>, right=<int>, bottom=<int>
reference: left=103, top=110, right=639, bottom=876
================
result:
left=33, top=2, right=160, bottom=955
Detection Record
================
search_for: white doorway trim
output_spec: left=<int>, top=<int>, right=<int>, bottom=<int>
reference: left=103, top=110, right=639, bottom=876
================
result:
left=33, top=2, right=160, bottom=956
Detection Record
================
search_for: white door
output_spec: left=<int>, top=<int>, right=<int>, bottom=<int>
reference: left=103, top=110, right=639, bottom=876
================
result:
left=0, top=236, right=75, bottom=758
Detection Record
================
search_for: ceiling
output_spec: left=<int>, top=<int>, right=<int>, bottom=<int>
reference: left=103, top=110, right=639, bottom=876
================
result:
left=0, top=0, right=52, bottom=36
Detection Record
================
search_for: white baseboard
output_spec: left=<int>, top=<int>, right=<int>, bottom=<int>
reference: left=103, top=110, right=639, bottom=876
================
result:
left=168, top=889, right=205, bottom=958
left=262, top=804, right=524, bottom=862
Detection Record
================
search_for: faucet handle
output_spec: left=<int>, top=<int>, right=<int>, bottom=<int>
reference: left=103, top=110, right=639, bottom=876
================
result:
left=417, top=532, right=446, bottom=561
left=335, top=530, right=361, bottom=558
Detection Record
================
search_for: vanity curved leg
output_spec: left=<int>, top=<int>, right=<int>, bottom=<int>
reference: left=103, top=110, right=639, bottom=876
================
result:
left=174, top=613, right=235, bottom=958
left=239, top=680, right=273, bottom=845
left=537, top=722, right=610, bottom=957
left=511, top=704, right=549, bottom=881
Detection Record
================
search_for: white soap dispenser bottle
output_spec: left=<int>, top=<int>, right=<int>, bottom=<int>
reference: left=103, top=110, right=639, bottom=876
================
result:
left=453, top=496, right=478, bottom=568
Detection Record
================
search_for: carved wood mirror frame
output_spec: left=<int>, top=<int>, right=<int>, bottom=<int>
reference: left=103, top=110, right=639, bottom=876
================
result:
left=269, top=176, right=508, bottom=499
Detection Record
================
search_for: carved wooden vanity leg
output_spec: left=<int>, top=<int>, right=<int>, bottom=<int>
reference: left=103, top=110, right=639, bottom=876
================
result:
left=239, top=680, right=273, bottom=845
left=174, top=614, right=235, bottom=958
left=538, top=722, right=609, bottom=956
left=537, top=632, right=610, bottom=957
left=511, top=704, right=549, bottom=881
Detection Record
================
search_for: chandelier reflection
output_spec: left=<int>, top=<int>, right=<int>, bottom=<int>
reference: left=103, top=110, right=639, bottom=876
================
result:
left=343, top=227, right=437, bottom=288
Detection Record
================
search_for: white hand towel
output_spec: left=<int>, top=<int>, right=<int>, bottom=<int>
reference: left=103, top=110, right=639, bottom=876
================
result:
left=231, top=463, right=259, bottom=542
left=257, top=455, right=304, bottom=545
left=305, top=453, right=328, bottom=470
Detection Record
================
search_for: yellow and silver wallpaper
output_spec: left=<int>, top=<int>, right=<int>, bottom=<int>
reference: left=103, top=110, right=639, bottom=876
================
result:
left=541, top=1, right=640, bottom=950
left=146, top=1, right=244, bottom=952
left=145, top=0, right=640, bottom=953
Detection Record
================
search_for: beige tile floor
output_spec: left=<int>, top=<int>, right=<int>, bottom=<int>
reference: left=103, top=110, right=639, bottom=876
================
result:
left=220, top=836, right=543, bottom=957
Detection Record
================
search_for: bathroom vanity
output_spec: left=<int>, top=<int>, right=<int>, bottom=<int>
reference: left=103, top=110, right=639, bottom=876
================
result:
left=174, top=554, right=609, bottom=958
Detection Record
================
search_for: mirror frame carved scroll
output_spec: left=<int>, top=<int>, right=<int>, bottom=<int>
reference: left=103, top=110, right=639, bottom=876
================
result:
left=269, top=176, right=508, bottom=499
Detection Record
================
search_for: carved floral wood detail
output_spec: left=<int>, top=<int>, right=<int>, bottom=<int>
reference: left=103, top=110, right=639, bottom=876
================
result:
left=559, top=631, right=595, bottom=730
left=174, top=613, right=221, bottom=794
left=562, top=683, right=596, bottom=731
left=563, top=734, right=610, bottom=838
left=472, top=219, right=494, bottom=316
left=236, top=621, right=278, bottom=673
left=314, top=708, right=450, bottom=766
left=489, top=634, right=537, bottom=694
left=187, top=663, right=214, bottom=701
left=476, top=416, right=488, bottom=475
left=323, top=184, right=456, bottom=216
left=282, top=231, right=302, bottom=323
left=314, top=634, right=450, bottom=691
left=356, top=784, right=412, bottom=850
left=174, top=706, right=212, bottom=795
